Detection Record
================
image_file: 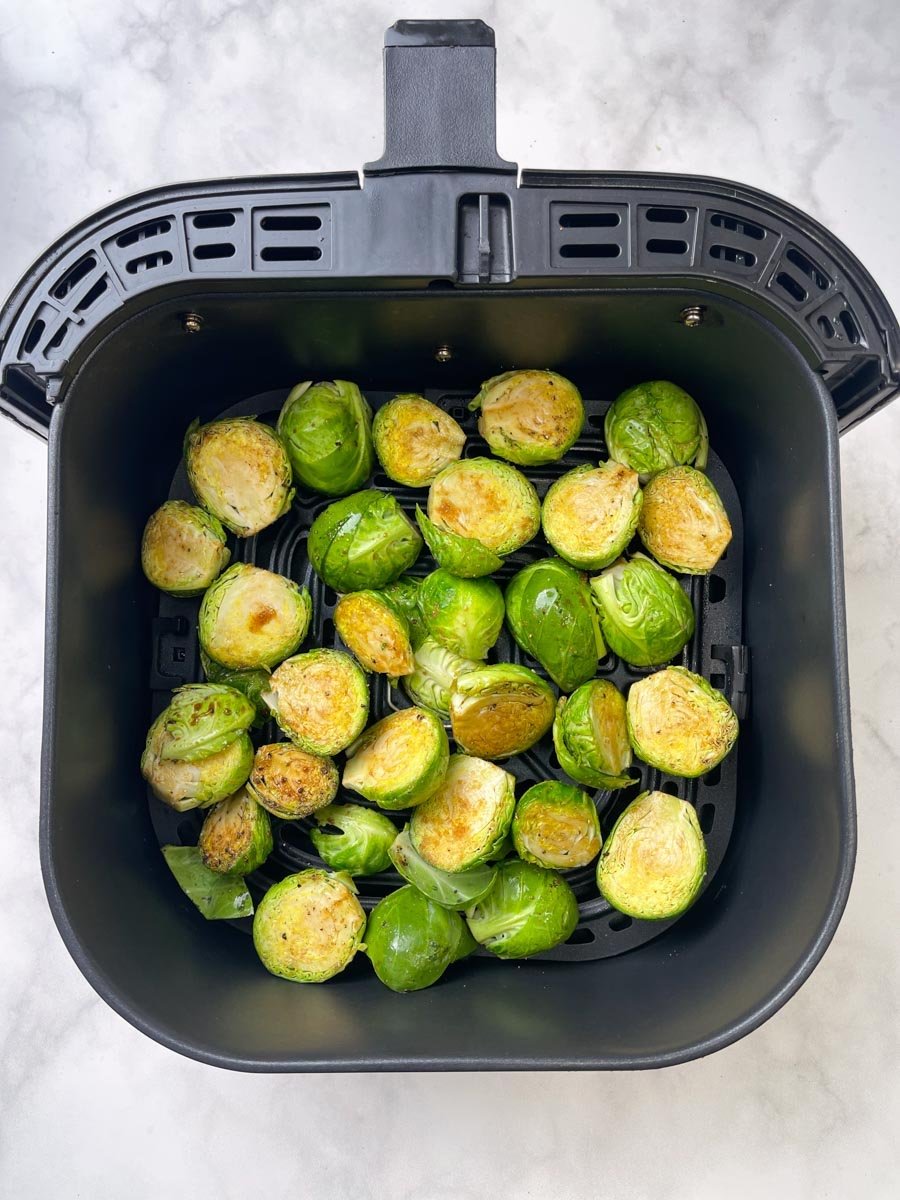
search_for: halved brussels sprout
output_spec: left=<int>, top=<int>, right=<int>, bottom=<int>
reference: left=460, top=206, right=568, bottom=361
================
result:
left=381, top=575, right=427, bottom=647
left=373, top=393, right=466, bottom=486
left=419, top=568, right=504, bottom=660
left=427, top=457, right=540, bottom=555
left=200, top=650, right=271, bottom=728
left=308, top=489, right=422, bottom=592
left=253, top=869, right=366, bottom=983
left=277, top=379, right=374, bottom=496
left=596, top=790, right=706, bottom=919
left=198, top=787, right=273, bottom=875
left=265, top=650, right=369, bottom=756
left=512, top=781, right=602, bottom=869
left=157, top=684, right=256, bottom=762
left=638, top=465, right=732, bottom=574
left=365, top=885, right=476, bottom=993
left=450, top=664, right=556, bottom=760
left=310, top=804, right=398, bottom=875
left=604, top=380, right=709, bottom=479
left=161, top=845, right=254, bottom=919
left=409, top=753, right=516, bottom=871
left=590, top=553, right=694, bottom=668
left=249, top=742, right=339, bottom=819
left=141, top=500, right=230, bottom=597
left=141, top=714, right=253, bottom=811
left=184, top=416, right=294, bottom=536
left=334, top=590, right=414, bottom=676
left=552, top=679, right=633, bottom=790
left=389, top=826, right=498, bottom=910
left=469, top=369, right=584, bottom=465
left=343, top=707, right=449, bottom=810
left=504, top=557, right=603, bottom=692
left=402, top=636, right=481, bottom=718
left=199, top=563, right=311, bottom=671
left=415, top=506, right=503, bottom=579
left=626, top=666, right=738, bottom=777
left=465, top=858, right=579, bottom=959
left=542, top=461, right=642, bottom=570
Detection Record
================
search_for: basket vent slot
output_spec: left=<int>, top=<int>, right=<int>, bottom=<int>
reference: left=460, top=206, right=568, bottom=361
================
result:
left=44, top=319, right=72, bottom=355
left=710, top=244, right=757, bottom=268
left=558, top=243, right=620, bottom=259
left=191, top=211, right=236, bottom=229
left=103, top=216, right=180, bottom=287
left=22, top=317, right=46, bottom=355
left=193, top=242, right=236, bottom=260
left=259, top=245, right=322, bottom=262
left=52, top=255, right=97, bottom=300
left=645, top=206, right=689, bottom=224
left=646, top=237, right=688, bottom=255
left=808, top=294, right=867, bottom=348
left=551, top=202, right=629, bottom=268
left=638, top=204, right=697, bottom=263
left=184, top=209, right=246, bottom=271
left=74, top=277, right=109, bottom=313
left=260, top=214, right=322, bottom=231
left=115, top=219, right=172, bottom=248
left=785, top=246, right=829, bottom=291
left=559, top=211, right=620, bottom=229
left=252, top=203, right=331, bottom=271
left=608, top=913, right=633, bottom=932
left=768, top=244, right=831, bottom=307
left=126, top=250, right=174, bottom=275
left=699, top=804, right=716, bottom=833
left=710, top=212, right=765, bottom=240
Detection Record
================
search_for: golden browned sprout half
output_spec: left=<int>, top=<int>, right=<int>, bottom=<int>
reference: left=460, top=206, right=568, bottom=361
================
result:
left=638, top=465, right=732, bottom=574
left=427, top=457, right=540, bottom=555
left=249, top=742, right=340, bottom=819
left=264, top=649, right=369, bottom=756
left=541, top=461, right=642, bottom=570
left=373, top=393, right=466, bottom=486
left=333, top=590, right=415, bottom=676
left=626, top=666, right=738, bottom=778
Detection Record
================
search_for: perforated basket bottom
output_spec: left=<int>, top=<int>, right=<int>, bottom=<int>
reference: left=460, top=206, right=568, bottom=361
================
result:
left=149, top=386, right=745, bottom=962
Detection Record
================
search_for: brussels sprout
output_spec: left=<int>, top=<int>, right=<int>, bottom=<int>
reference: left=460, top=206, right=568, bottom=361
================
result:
left=389, top=826, right=498, bottom=910
left=253, top=869, right=366, bottom=983
left=343, top=707, right=449, bottom=810
left=184, top=416, right=294, bottom=536
left=512, top=781, right=602, bottom=869
left=310, top=804, right=398, bottom=875
left=604, top=380, right=709, bottom=479
left=409, top=753, right=516, bottom=871
left=198, top=787, right=273, bottom=875
left=373, top=393, right=466, bottom=486
left=199, top=563, right=311, bottom=671
left=249, top=742, right=339, bottom=819
left=638, top=465, right=732, bottom=574
left=465, top=859, right=578, bottom=958
left=200, top=650, right=271, bottom=728
left=542, top=461, right=642, bottom=570
left=552, top=679, right=633, bottom=790
left=427, top=457, right=540, bottom=555
left=157, top=684, right=255, bottom=762
left=141, top=500, right=230, bottom=597
left=415, top=506, right=503, bottom=579
left=596, top=790, right=706, bottom=919
left=161, top=845, right=254, bottom=919
left=277, top=379, right=374, bottom=496
left=419, top=568, right=504, bottom=660
left=590, top=554, right=694, bottom=668
left=141, top=714, right=253, bottom=811
left=626, top=666, right=738, bottom=777
left=365, top=885, right=476, bottom=993
left=504, top=557, right=603, bottom=692
left=308, top=489, right=422, bottom=592
left=402, top=636, right=481, bottom=718
left=265, top=649, right=369, bottom=756
left=334, top=590, right=414, bottom=677
left=449, top=664, right=556, bottom=760
left=469, top=369, right=584, bottom=465
left=381, top=575, right=427, bottom=646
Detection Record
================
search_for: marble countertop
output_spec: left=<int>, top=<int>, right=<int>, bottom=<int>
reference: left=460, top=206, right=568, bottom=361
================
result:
left=2, top=1, right=899, bottom=1195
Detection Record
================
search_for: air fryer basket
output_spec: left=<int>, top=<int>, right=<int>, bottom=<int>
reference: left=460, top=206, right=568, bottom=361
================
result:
left=1, top=20, right=898, bottom=1071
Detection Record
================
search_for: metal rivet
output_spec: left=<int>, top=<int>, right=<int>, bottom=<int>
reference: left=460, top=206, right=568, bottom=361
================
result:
left=181, top=312, right=203, bottom=334
left=679, top=305, right=706, bottom=328
left=434, top=344, right=453, bottom=363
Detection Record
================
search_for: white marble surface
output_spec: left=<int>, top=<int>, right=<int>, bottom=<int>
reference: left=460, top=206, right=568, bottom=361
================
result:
left=1, top=0, right=899, bottom=1195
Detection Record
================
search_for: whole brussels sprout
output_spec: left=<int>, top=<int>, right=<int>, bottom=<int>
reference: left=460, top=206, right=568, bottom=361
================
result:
left=552, top=679, right=633, bottom=790
left=184, top=416, right=294, bottom=536
left=450, top=664, right=556, bottom=760
left=141, top=714, right=253, bottom=811
left=253, top=869, right=366, bottom=983
left=604, top=380, right=709, bottom=479
left=427, top=457, right=540, bottom=555
left=381, top=575, right=427, bottom=646
left=141, top=500, right=230, bottom=597
left=198, top=786, right=273, bottom=875
left=590, top=554, right=694, bottom=668
left=389, top=826, right=498, bottom=910
left=199, top=563, right=311, bottom=671
left=465, top=858, right=578, bottom=959
left=310, top=804, right=398, bottom=876
left=419, top=568, right=504, bottom=660
left=596, top=790, right=706, bottom=919
left=542, top=461, right=642, bottom=570
left=638, top=465, right=732, bottom=574
left=200, top=650, right=270, bottom=728
left=157, top=684, right=256, bottom=762
left=343, top=707, right=449, bottom=810
left=626, top=666, right=738, bottom=777
left=277, top=379, right=374, bottom=495
left=308, top=489, right=422, bottom=592
left=415, top=506, right=503, bottom=579
left=373, top=393, right=466, bottom=486
left=365, top=885, right=476, bottom=993
left=249, top=742, right=339, bottom=819
left=334, top=590, right=414, bottom=677
left=409, top=753, right=516, bottom=872
left=504, top=557, right=603, bottom=692
left=512, top=781, right=602, bottom=869
left=402, top=636, right=480, bottom=718
left=161, top=845, right=253, bottom=919
left=265, top=649, right=369, bottom=756
left=469, top=369, right=584, bottom=465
